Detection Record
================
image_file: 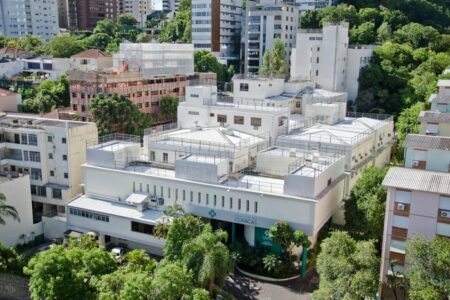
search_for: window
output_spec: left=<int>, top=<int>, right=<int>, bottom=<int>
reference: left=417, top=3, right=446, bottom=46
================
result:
left=30, top=168, right=42, bottom=180
left=316, top=70, right=319, bottom=76
left=52, top=188, right=62, bottom=199
left=23, top=150, right=29, bottom=161
left=183, top=190, right=186, bottom=201
left=31, top=185, right=46, bottom=197
left=150, top=151, right=155, bottom=161
left=217, top=115, right=227, bottom=123
left=206, top=194, right=209, bottom=205
left=61, top=137, right=66, bottom=144
left=214, top=195, right=217, bottom=206
left=28, top=134, right=37, bottom=146
left=69, top=208, right=109, bottom=222
left=234, top=116, right=244, bottom=125
left=50, top=170, right=54, bottom=176
left=47, top=136, right=53, bottom=142
left=239, top=83, right=249, bottom=91
left=255, top=201, right=258, bottom=213
left=190, top=191, right=193, bottom=202
left=160, top=186, right=164, bottom=198
left=246, top=200, right=250, bottom=212
left=131, top=221, right=154, bottom=235
left=163, top=153, right=168, bottom=163
left=48, top=153, right=53, bottom=159
left=62, top=155, right=67, bottom=161
left=64, top=173, right=68, bottom=179
left=230, top=197, right=233, bottom=209
left=21, top=133, right=27, bottom=144
left=188, top=111, right=199, bottom=115
left=250, top=117, right=262, bottom=127
left=29, top=151, right=40, bottom=162
left=221, top=196, right=225, bottom=208
left=238, top=199, right=241, bottom=210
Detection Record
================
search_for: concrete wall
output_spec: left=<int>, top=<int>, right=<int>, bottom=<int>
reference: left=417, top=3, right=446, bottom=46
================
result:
left=0, top=61, right=24, bottom=77
left=419, top=121, right=450, bottom=137
left=0, top=175, right=43, bottom=246
left=42, top=215, right=67, bottom=239
left=404, top=148, right=450, bottom=173
left=233, top=78, right=285, bottom=100
left=0, top=93, right=20, bottom=112
left=346, top=46, right=373, bottom=101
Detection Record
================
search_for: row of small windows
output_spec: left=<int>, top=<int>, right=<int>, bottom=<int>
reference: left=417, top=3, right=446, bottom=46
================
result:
left=132, top=182, right=259, bottom=214
left=31, top=185, right=62, bottom=199
left=69, top=208, right=110, bottom=222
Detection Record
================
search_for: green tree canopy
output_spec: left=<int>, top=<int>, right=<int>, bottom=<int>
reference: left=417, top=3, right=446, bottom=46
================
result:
left=344, top=167, right=388, bottom=242
left=394, top=23, right=440, bottom=48
left=159, top=96, right=179, bottom=121
left=150, top=261, right=194, bottom=300
left=164, top=215, right=205, bottom=261
left=350, top=21, right=377, bottom=44
left=268, top=221, right=310, bottom=264
left=44, top=35, right=85, bottom=58
left=182, top=224, right=232, bottom=293
left=313, top=231, right=379, bottom=299
left=159, top=0, right=191, bottom=43
left=405, top=236, right=450, bottom=300
left=90, top=93, right=152, bottom=136
left=259, top=39, right=286, bottom=76
left=396, top=102, right=423, bottom=151
left=117, top=14, right=138, bottom=27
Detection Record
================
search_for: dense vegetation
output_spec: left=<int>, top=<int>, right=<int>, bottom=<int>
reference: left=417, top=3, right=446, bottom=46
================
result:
left=302, top=1, right=450, bottom=116
left=21, top=215, right=233, bottom=300
left=159, top=0, right=191, bottom=43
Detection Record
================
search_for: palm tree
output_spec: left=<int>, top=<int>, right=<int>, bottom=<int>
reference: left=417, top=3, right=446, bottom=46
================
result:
left=182, top=225, right=232, bottom=293
left=0, top=193, right=19, bottom=225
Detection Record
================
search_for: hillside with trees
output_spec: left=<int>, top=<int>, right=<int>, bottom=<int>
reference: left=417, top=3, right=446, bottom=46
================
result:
left=302, top=1, right=450, bottom=117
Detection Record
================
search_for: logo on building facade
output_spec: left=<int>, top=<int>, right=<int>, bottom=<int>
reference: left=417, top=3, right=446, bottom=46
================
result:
left=234, top=215, right=257, bottom=225
left=208, top=209, right=216, bottom=218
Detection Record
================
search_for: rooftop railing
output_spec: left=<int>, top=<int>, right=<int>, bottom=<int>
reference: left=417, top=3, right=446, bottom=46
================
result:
left=87, top=133, right=141, bottom=150
left=346, top=111, right=393, bottom=122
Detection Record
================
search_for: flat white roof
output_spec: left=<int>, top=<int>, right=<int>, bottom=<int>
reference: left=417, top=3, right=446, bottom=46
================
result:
left=91, top=140, right=138, bottom=152
left=68, top=195, right=164, bottom=224
left=125, top=193, right=148, bottom=204
left=182, top=154, right=226, bottom=164
left=281, top=117, right=388, bottom=145
left=223, top=175, right=285, bottom=194
left=123, top=165, right=176, bottom=178
left=161, top=127, right=265, bottom=147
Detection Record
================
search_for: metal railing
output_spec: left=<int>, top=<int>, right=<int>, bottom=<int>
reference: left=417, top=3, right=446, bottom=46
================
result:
left=144, top=122, right=178, bottom=136
left=87, top=133, right=141, bottom=150
left=346, top=111, right=393, bottom=122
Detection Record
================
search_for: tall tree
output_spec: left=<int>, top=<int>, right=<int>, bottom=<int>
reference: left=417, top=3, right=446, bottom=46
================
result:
left=182, top=224, right=232, bottom=293
left=150, top=262, right=193, bottom=300
left=164, top=215, right=205, bottom=261
left=159, top=96, right=179, bottom=121
left=159, top=0, right=191, bottom=43
left=90, top=94, right=152, bottom=136
left=268, top=221, right=310, bottom=265
left=0, top=193, right=19, bottom=225
left=313, top=231, right=379, bottom=300
left=344, top=167, right=388, bottom=242
left=45, top=35, right=85, bottom=58
left=405, top=236, right=450, bottom=300
left=259, top=39, right=286, bottom=76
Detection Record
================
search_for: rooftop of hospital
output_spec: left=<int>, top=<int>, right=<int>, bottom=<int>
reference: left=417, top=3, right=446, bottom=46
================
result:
left=278, top=113, right=393, bottom=146
left=0, top=113, right=94, bottom=129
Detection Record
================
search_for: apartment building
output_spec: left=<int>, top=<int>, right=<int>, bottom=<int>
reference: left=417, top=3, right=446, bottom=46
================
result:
left=0, top=114, right=97, bottom=225
left=191, top=0, right=243, bottom=64
left=242, top=0, right=299, bottom=74
left=0, top=0, right=59, bottom=41
left=380, top=78, right=450, bottom=282
left=290, top=22, right=373, bottom=100
left=0, top=173, right=43, bottom=246
left=295, top=0, right=335, bottom=12
left=117, top=0, right=153, bottom=25
left=162, top=0, right=180, bottom=12
left=65, top=0, right=118, bottom=30
left=68, top=45, right=215, bottom=122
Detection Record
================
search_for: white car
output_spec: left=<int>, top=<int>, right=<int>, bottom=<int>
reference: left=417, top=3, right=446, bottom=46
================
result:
left=111, top=247, right=124, bottom=262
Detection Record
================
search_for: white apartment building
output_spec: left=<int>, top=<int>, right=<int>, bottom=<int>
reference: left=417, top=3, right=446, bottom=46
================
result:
left=113, top=43, right=194, bottom=78
left=118, top=0, right=153, bottom=25
left=0, top=174, right=43, bottom=246
left=162, top=0, right=179, bottom=12
left=295, top=0, right=334, bottom=12
left=191, top=0, right=243, bottom=64
left=290, top=22, right=374, bottom=100
left=242, top=0, right=299, bottom=74
left=0, top=0, right=59, bottom=41
left=380, top=77, right=450, bottom=283
left=0, top=114, right=97, bottom=227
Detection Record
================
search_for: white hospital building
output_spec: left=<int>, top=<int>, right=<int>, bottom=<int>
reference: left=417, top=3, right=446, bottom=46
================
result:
left=65, top=75, right=393, bottom=254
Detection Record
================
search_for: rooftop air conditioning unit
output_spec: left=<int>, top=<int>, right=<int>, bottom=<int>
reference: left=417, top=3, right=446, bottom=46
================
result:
left=412, top=160, right=419, bottom=167
left=397, top=203, right=405, bottom=211
left=441, top=210, right=449, bottom=218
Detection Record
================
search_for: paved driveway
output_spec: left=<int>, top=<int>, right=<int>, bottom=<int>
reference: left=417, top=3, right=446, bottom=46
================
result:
left=225, top=268, right=318, bottom=300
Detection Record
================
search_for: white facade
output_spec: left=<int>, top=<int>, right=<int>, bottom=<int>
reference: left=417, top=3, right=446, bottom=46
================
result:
left=191, top=0, right=243, bottom=62
left=118, top=0, right=153, bottom=25
left=346, top=46, right=374, bottom=101
left=113, top=43, right=194, bottom=78
left=295, top=0, right=334, bottom=12
left=0, top=0, right=59, bottom=41
left=0, top=114, right=97, bottom=225
left=0, top=174, right=43, bottom=246
left=178, top=85, right=289, bottom=140
left=243, top=0, right=299, bottom=74
left=290, top=22, right=373, bottom=99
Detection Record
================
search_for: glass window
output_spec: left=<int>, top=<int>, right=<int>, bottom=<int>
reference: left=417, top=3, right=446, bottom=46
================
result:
left=29, top=151, right=40, bottom=162
left=48, top=153, right=53, bottom=159
left=163, top=153, right=168, bottom=163
left=217, top=115, right=227, bottom=123
left=48, top=136, right=53, bottom=142
left=239, top=83, right=249, bottom=91
left=251, top=117, right=262, bottom=127
left=52, top=188, right=62, bottom=199
left=61, top=137, right=66, bottom=144
left=28, top=134, right=37, bottom=146
left=21, top=133, right=27, bottom=144
left=234, top=116, right=244, bottom=125
left=62, top=155, right=67, bottom=161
